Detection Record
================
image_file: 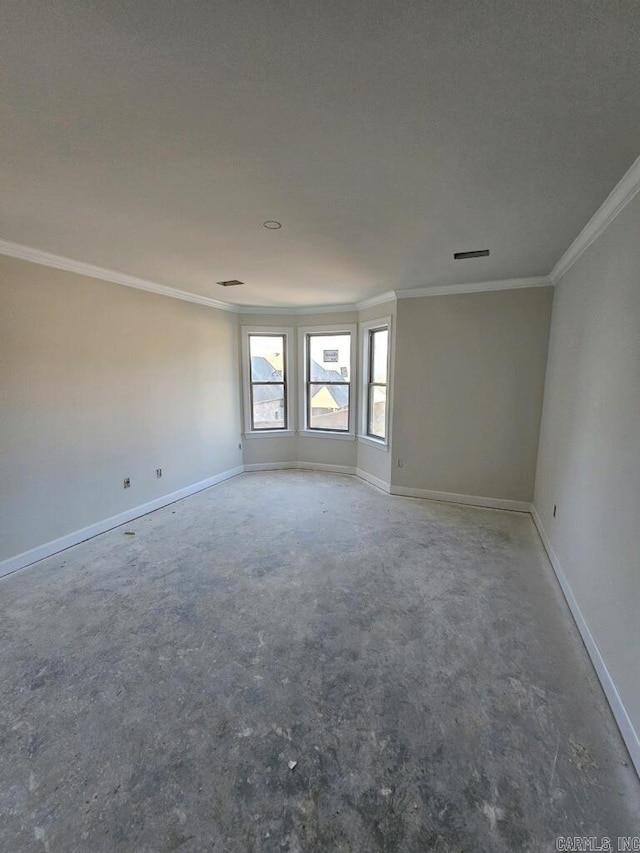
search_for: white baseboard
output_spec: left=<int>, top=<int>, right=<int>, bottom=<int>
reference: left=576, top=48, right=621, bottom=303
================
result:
left=531, top=506, right=640, bottom=776
left=243, top=461, right=356, bottom=475
left=295, top=462, right=356, bottom=475
left=242, top=465, right=528, bottom=511
left=389, top=485, right=532, bottom=513
left=355, top=468, right=391, bottom=493
left=244, top=461, right=389, bottom=490
left=243, top=462, right=300, bottom=472
left=0, top=466, right=244, bottom=579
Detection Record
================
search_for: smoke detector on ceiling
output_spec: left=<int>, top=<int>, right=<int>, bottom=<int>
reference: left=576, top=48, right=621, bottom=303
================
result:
left=217, top=279, right=244, bottom=287
left=454, top=249, right=490, bottom=259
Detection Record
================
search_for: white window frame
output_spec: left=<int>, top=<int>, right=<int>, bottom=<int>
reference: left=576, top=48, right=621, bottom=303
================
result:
left=241, top=326, right=295, bottom=438
left=298, top=323, right=357, bottom=439
left=359, top=316, right=392, bottom=448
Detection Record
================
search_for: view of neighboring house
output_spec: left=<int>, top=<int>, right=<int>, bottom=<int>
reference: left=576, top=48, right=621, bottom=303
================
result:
left=250, top=354, right=349, bottom=430
left=307, top=360, right=350, bottom=430
left=250, top=355, right=286, bottom=428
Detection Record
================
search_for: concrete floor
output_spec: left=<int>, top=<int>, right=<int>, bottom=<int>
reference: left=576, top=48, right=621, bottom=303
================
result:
left=1, top=471, right=638, bottom=852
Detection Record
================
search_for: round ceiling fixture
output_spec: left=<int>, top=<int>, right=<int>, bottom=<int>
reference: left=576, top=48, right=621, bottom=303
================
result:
left=263, top=220, right=282, bottom=229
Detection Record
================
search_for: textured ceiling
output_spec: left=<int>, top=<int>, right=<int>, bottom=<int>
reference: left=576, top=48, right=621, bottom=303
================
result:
left=2, top=0, right=640, bottom=307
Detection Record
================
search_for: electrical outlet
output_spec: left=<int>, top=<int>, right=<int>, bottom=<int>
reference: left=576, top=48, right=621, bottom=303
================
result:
left=123, top=477, right=131, bottom=489
left=397, top=459, right=404, bottom=468
left=553, top=504, right=557, bottom=518
left=156, top=468, right=162, bottom=478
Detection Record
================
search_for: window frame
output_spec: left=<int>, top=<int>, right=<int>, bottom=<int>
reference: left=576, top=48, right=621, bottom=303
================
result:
left=298, top=323, right=357, bottom=439
left=359, top=316, right=392, bottom=448
left=241, top=326, right=295, bottom=438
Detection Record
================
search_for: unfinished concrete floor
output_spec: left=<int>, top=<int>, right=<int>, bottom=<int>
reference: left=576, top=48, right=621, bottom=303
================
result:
left=1, top=471, right=638, bottom=852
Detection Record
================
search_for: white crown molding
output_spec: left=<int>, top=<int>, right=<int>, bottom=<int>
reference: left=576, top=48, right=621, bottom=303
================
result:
left=1, top=238, right=552, bottom=316
left=239, top=278, right=551, bottom=314
left=0, top=238, right=239, bottom=313
left=4, top=152, right=639, bottom=309
left=236, top=302, right=358, bottom=316
left=550, top=152, right=640, bottom=283
left=395, top=276, right=551, bottom=299
left=356, top=290, right=397, bottom=311
left=389, top=485, right=532, bottom=513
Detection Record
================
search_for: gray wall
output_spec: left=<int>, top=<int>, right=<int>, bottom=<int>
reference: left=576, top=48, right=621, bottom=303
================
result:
left=0, top=255, right=242, bottom=563
left=534, top=192, right=640, bottom=748
left=392, top=288, right=553, bottom=501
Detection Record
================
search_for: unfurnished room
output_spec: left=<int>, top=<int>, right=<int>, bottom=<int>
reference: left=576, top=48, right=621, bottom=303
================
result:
left=1, top=1, right=639, bottom=851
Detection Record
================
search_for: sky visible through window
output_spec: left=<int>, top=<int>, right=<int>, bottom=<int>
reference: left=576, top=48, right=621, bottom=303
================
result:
left=308, top=334, right=351, bottom=382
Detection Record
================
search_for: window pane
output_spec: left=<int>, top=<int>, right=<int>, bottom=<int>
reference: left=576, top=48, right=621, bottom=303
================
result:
left=308, top=334, right=350, bottom=382
left=249, top=335, right=285, bottom=382
left=308, top=383, right=349, bottom=431
left=371, top=329, right=388, bottom=383
left=368, top=385, right=387, bottom=439
left=252, top=384, right=286, bottom=429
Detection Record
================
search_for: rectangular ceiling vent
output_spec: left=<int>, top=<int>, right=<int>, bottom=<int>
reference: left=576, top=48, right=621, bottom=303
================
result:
left=454, top=249, right=490, bottom=260
left=217, top=279, right=244, bottom=287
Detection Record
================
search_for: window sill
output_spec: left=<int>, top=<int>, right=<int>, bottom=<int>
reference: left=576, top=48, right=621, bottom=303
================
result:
left=357, top=435, right=389, bottom=450
left=298, top=430, right=355, bottom=441
left=243, top=430, right=295, bottom=439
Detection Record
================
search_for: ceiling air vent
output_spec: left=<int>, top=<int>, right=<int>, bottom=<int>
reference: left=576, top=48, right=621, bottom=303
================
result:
left=454, top=249, right=490, bottom=260
left=217, top=279, right=244, bottom=287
